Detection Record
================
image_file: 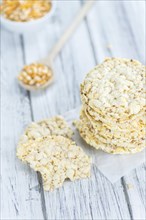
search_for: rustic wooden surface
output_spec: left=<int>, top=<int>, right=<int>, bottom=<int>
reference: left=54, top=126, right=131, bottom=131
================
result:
left=1, top=1, right=145, bottom=220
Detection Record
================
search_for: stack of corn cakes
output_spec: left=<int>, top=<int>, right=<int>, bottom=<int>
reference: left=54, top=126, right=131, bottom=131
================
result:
left=75, top=58, right=146, bottom=154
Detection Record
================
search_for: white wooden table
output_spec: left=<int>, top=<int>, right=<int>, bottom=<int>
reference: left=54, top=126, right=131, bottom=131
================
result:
left=1, top=1, right=145, bottom=219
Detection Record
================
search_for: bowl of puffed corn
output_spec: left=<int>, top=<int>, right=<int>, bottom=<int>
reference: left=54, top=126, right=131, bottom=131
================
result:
left=0, top=0, right=56, bottom=33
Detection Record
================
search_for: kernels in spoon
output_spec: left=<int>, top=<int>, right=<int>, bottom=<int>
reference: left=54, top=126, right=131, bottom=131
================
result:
left=26, top=75, right=32, bottom=81
left=29, top=80, right=35, bottom=85
left=34, top=76, right=42, bottom=82
left=18, top=63, right=52, bottom=87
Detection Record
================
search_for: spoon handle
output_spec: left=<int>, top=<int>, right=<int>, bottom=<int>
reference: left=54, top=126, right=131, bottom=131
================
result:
left=48, top=0, right=95, bottom=62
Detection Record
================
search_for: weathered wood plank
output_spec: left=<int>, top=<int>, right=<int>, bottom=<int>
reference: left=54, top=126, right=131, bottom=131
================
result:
left=1, top=30, right=44, bottom=219
left=122, top=165, right=146, bottom=220
left=121, top=0, right=145, bottom=63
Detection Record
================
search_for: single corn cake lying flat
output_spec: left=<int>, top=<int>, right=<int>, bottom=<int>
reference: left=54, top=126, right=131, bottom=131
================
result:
left=17, top=135, right=91, bottom=191
left=17, top=116, right=91, bottom=191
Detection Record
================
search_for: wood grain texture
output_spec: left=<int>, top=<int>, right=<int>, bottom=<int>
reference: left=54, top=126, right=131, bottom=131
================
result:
left=1, top=31, right=44, bottom=220
left=1, top=0, right=145, bottom=219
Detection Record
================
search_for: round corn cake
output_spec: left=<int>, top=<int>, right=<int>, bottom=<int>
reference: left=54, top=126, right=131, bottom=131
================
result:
left=75, top=109, right=145, bottom=151
left=81, top=58, right=146, bottom=123
left=84, top=103, right=146, bottom=128
left=75, top=116, right=145, bottom=154
left=83, top=107, right=145, bottom=138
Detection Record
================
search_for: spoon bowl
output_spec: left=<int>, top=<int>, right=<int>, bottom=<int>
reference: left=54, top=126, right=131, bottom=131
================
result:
left=18, top=74, right=54, bottom=91
left=17, top=61, right=54, bottom=91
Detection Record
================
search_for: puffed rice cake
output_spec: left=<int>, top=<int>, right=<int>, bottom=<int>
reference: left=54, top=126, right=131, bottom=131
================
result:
left=17, top=135, right=91, bottom=191
left=84, top=103, right=146, bottom=128
left=75, top=117, right=145, bottom=154
left=76, top=57, right=146, bottom=154
left=81, top=58, right=145, bottom=123
left=83, top=108, right=145, bottom=142
left=75, top=109, right=145, bottom=153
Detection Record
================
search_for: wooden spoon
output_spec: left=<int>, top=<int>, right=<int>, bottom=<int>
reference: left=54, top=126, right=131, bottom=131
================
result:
left=18, top=0, right=95, bottom=91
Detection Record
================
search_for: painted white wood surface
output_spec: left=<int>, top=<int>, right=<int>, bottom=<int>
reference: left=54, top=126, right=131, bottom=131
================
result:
left=1, top=1, right=145, bottom=219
